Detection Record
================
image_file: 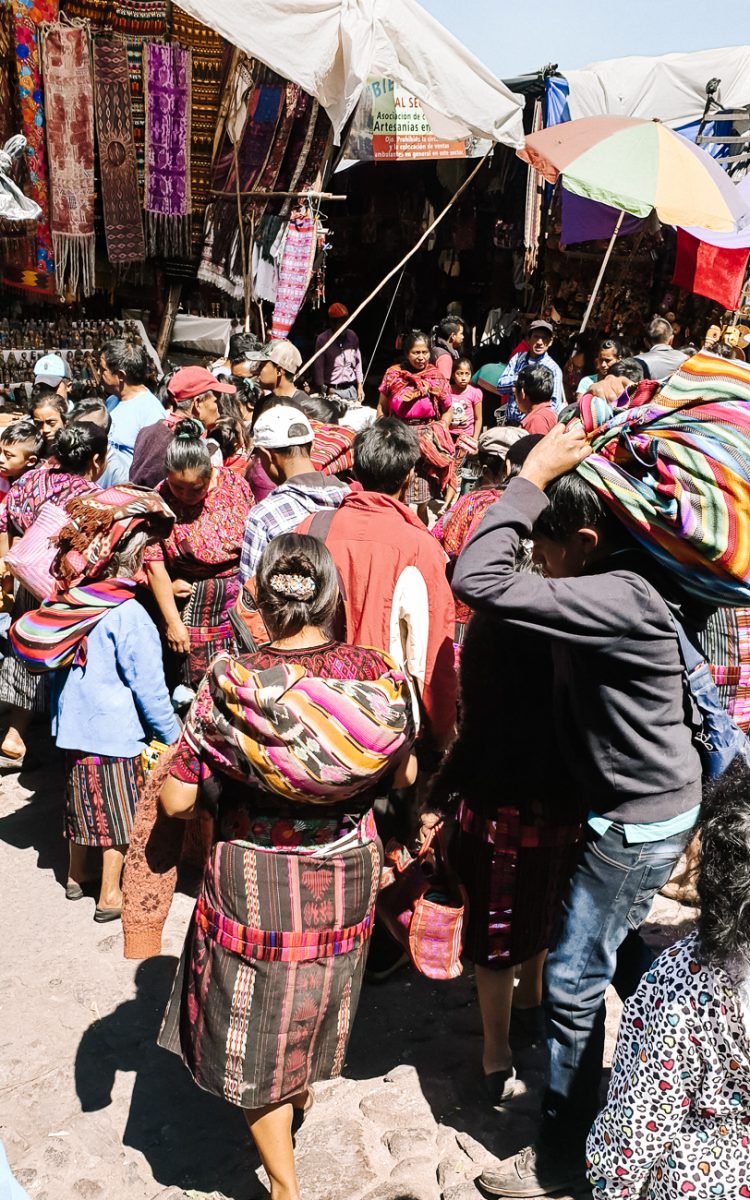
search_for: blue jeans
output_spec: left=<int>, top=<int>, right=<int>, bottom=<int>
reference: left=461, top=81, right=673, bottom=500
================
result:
left=541, top=821, right=692, bottom=1141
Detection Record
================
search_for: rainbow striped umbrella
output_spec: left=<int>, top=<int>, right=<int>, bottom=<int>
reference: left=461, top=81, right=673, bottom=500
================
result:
left=518, top=116, right=750, bottom=233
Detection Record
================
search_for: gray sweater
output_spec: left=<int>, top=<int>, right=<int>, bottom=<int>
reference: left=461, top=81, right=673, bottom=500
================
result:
left=452, top=477, right=701, bottom=823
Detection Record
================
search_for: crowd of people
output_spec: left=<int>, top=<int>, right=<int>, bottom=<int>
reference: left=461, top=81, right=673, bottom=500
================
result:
left=1, top=304, right=749, bottom=1200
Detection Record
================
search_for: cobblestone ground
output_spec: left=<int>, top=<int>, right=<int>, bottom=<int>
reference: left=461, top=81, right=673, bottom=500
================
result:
left=0, top=740, right=697, bottom=1200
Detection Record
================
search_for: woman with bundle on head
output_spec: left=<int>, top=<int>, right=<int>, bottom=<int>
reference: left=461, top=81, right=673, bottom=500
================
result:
left=144, top=418, right=254, bottom=694
left=158, top=534, right=416, bottom=1200
left=10, top=487, right=180, bottom=919
left=587, top=756, right=750, bottom=1199
left=377, top=330, right=455, bottom=523
left=0, top=422, right=106, bottom=768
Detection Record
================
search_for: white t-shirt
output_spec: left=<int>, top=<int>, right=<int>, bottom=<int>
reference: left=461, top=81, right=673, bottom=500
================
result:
left=107, top=389, right=165, bottom=457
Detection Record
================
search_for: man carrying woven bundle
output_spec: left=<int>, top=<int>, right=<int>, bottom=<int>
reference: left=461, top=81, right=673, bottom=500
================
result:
left=453, top=351, right=750, bottom=1198
left=157, top=533, right=416, bottom=1200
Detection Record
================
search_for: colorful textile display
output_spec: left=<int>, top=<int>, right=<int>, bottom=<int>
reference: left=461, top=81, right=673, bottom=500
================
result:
left=10, top=579, right=137, bottom=672
left=112, top=0, right=169, bottom=191
left=4, top=0, right=58, bottom=294
left=576, top=352, right=750, bottom=606
left=270, top=208, right=318, bottom=339
left=672, top=226, right=750, bottom=311
left=144, top=41, right=192, bottom=257
left=40, top=21, right=96, bottom=296
left=92, top=32, right=146, bottom=263
left=182, top=654, right=414, bottom=804
left=170, top=4, right=224, bottom=254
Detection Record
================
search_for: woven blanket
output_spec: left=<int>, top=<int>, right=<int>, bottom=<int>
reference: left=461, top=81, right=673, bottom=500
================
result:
left=40, top=21, right=96, bottom=296
left=0, top=3, right=17, bottom=147
left=270, top=210, right=317, bottom=339
left=183, top=654, right=415, bottom=804
left=170, top=5, right=224, bottom=255
left=144, top=41, right=191, bottom=257
left=4, top=0, right=58, bottom=294
left=93, top=32, right=145, bottom=264
left=576, top=351, right=750, bottom=607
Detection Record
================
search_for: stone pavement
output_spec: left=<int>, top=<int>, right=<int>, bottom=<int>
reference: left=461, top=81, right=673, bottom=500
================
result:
left=0, top=742, right=697, bottom=1200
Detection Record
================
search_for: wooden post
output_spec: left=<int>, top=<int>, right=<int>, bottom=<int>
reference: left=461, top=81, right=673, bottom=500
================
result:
left=155, top=282, right=183, bottom=364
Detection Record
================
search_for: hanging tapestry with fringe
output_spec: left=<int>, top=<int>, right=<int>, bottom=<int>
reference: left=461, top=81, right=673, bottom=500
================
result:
left=143, top=41, right=191, bottom=257
left=3, top=0, right=58, bottom=294
left=92, top=31, right=145, bottom=264
left=40, top=20, right=96, bottom=296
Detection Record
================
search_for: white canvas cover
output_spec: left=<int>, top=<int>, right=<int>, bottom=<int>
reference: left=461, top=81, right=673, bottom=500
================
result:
left=562, top=46, right=750, bottom=128
left=173, top=0, right=524, bottom=146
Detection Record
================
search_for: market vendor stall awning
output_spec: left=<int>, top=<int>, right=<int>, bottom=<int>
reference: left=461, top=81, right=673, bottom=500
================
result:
left=173, top=0, right=524, bottom=147
left=556, top=46, right=750, bottom=129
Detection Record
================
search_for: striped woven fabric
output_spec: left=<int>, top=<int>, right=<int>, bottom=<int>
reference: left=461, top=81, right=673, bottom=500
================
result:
left=183, top=653, right=415, bottom=804
left=195, top=892, right=375, bottom=963
left=9, top=580, right=136, bottom=672
left=576, top=351, right=750, bottom=606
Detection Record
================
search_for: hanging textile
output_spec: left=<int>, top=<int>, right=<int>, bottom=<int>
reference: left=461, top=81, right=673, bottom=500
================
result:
left=170, top=4, right=224, bottom=255
left=0, top=2, right=19, bottom=147
left=270, top=208, right=317, bottom=340
left=143, top=41, right=192, bottom=257
left=92, top=32, right=145, bottom=264
left=523, top=98, right=544, bottom=283
left=3, top=0, right=58, bottom=295
left=672, top=227, right=750, bottom=311
left=576, top=352, right=750, bottom=607
left=112, top=1, right=168, bottom=192
left=40, top=20, right=96, bottom=296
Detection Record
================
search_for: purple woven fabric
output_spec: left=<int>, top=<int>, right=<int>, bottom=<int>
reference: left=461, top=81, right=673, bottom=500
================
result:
left=144, top=41, right=191, bottom=254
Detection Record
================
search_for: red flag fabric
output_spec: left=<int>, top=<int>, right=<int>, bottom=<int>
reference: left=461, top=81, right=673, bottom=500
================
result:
left=673, top=227, right=750, bottom=309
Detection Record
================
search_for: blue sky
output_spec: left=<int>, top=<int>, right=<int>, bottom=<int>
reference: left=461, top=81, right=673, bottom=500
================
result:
left=422, top=0, right=740, bottom=79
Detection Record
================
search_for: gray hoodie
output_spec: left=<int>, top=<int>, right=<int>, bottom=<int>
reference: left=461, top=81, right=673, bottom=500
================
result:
left=452, top=477, right=701, bottom=823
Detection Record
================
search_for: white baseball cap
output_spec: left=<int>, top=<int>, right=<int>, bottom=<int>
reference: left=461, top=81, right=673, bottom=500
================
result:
left=34, top=353, right=71, bottom=386
left=253, top=405, right=314, bottom=450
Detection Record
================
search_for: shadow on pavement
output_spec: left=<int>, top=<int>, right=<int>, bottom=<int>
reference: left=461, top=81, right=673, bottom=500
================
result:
left=74, top=956, right=263, bottom=1199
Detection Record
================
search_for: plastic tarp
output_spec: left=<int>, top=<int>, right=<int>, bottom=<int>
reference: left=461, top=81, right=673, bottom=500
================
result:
left=559, top=46, right=750, bottom=128
left=172, top=0, right=524, bottom=147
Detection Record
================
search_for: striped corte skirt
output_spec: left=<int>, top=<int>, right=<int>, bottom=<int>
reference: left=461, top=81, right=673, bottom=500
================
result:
left=64, top=750, right=144, bottom=847
left=158, top=833, right=383, bottom=1108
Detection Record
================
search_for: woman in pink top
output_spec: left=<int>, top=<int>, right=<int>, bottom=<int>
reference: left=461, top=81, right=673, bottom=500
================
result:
left=449, top=358, right=483, bottom=496
left=378, top=331, right=454, bottom=520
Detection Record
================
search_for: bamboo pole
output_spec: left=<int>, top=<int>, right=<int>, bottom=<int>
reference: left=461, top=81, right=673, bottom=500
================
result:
left=296, top=147, right=493, bottom=381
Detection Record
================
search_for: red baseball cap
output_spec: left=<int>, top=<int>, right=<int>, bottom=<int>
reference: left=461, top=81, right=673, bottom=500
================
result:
left=167, top=366, right=236, bottom=402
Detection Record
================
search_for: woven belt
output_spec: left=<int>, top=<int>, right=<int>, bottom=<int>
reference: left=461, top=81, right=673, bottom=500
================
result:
left=195, top=893, right=375, bottom=963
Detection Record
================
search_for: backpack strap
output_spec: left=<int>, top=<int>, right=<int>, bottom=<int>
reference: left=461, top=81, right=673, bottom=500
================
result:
left=308, top=507, right=337, bottom=544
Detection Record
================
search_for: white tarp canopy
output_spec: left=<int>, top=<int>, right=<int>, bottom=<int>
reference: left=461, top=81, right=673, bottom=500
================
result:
left=173, top=0, right=524, bottom=147
left=561, top=46, right=750, bottom=128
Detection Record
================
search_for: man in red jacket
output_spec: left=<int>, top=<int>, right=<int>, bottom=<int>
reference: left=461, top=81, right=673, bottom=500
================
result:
left=296, top=417, right=457, bottom=750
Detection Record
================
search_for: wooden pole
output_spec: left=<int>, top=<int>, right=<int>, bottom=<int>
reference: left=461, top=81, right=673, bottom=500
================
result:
left=155, top=282, right=183, bottom=363
left=210, top=189, right=347, bottom=200
left=296, top=147, right=493, bottom=381
left=579, top=209, right=626, bottom=334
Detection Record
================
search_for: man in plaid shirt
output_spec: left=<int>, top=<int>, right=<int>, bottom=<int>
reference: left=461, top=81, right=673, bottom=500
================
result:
left=240, top=404, right=349, bottom=583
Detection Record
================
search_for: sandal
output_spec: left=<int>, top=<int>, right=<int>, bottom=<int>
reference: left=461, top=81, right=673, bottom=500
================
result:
left=94, top=906, right=122, bottom=923
left=65, top=882, right=85, bottom=901
left=483, top=1067, right=520, bottom=1106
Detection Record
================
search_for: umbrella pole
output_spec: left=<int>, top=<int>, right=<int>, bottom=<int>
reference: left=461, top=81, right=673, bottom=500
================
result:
left=579, top=210, right=625, bottom=333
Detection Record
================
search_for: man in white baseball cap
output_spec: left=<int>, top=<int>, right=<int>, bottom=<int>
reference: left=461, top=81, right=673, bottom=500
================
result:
left=33, top=352, right=72, bottom=398
left=240, top=402, right=349, bottom=581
